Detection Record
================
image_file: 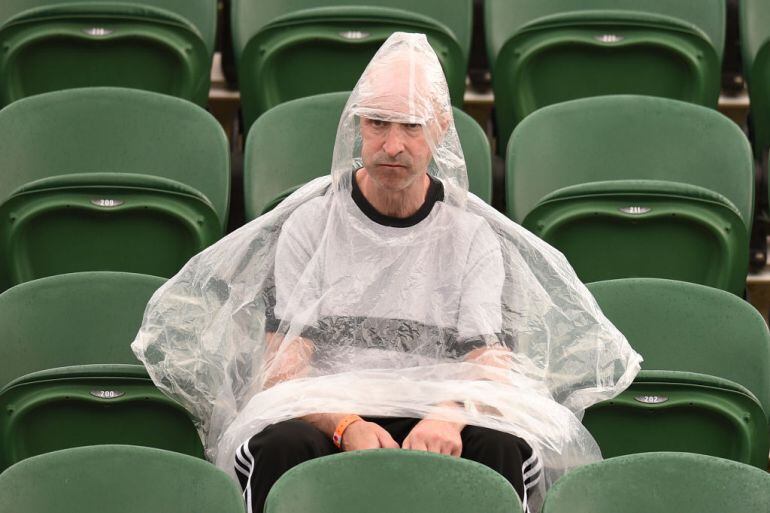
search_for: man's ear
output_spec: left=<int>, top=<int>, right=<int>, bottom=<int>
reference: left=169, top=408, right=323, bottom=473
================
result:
left=429, top=108, right=451, bottom=144
left=438, top=109, right=451, bottom=134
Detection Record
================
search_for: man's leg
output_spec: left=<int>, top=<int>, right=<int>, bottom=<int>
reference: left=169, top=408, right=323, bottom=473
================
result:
left=460, top=426, right=541, bottom=512
left=234, top=419, right=337, bottom=513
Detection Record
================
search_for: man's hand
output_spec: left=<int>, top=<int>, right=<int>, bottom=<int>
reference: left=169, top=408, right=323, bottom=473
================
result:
left=341, top=420, right=400, bottom=451
left=402, top=419, right=463, bottom=457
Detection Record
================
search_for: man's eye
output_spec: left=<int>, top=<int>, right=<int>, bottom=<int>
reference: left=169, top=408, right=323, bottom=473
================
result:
left=405, top=123, right=421, bottom=130
left=371, top=119, right=387, bottom=128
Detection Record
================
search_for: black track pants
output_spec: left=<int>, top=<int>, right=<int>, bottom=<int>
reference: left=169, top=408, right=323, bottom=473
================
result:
left=234, top=417, right=541, bottom=513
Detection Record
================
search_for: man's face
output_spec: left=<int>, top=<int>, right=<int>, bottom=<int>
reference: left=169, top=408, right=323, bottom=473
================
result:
left=359, top=116, right=433, bottom=192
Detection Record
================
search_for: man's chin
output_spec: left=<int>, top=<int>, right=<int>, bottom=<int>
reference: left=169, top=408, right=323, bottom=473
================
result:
left=371, top=177, right=414, bottom=192
left=369, top=171, right=415, bottom=192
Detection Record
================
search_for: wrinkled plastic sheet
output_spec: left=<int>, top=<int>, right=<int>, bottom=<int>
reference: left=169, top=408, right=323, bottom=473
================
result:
left=133, top=32, right=641, bottom=509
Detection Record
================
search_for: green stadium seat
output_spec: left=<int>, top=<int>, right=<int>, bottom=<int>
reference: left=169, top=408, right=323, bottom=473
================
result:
left=507, top=95, right=752, bottom=295
left=0, top=0, right=217, bottom=107
left=486, top=0, right=725, bottom=154
left=244, top=91, right=492, bottom=220
left=0, top=272, right=204, bottom=471
left=265, top=449, right=523, bottom=513
left=232, top=0, right=472, bottom=132
left=0, top=87, right=229, bottom=291
left=741, top=0, right=770, bottom=159
left=259, top=185, right=304, bottom=216
left=541, top=452, right=770, bottom=513
left=585, top=278, right=770, bottom=468
left=0, top=445, right=245, bottom=513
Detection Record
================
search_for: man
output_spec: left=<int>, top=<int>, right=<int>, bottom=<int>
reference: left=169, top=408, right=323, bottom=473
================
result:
left=233, top=42, right=540, bottom=513
left=132, top=32, right=640, bottom=513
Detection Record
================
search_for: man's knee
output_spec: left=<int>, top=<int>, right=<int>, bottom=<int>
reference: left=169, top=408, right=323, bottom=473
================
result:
left=235, top=420, right=336, bottom=513
left=248, top=419, right=334, bottom=459
left=462, top=426, right=531, bottom=461
left=235, top=420, right=335, bottom=488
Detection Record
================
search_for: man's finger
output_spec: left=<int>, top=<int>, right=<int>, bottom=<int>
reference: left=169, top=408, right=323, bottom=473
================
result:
left=451, top=443, right=462, bottom=457
left=408, top=439, right=428, bottom=452
left=376, top=428, right=400, bottom=449
left=425, top=438, right=443, bottom=454
left=375, top=426, right=398, bottom=449
left=383, top=438, right=400, bottom=449
left=439, top=441, right=454, bottom=455
left=402, top=435, right=414, bottom=450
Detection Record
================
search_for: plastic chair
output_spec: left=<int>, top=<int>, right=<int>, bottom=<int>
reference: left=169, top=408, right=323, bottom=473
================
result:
left=0, top=272, right=204, bottom=471
left=541, top=452, right=770, bottom=513
left=232, top=0, right=472, bottom=131
left=0, top=0, right=217, bottom=106
left=265, top=449, right=523, bottom=513
left=741, top=0, right=770, bottom=159
left=244, top=91, right=492, bottom=220
left=507, top=95, right=752, bottom=295
left=0, top=445, right=245, bottom=513
left=0, top=87, right=229, bottom=290
left=585, top=278, right=770, bottom=467
left=486, top=0, right=725, bottom=153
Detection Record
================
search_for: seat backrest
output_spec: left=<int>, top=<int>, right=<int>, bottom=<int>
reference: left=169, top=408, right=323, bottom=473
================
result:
left=0, top=87, right=229, bottom=225
left=587, top=278, right=770, bottom=416
left=265, top=449, right=522, bottom=513
left=541, top=452, right=770, bottom=513
left=0, top=272, right=164, bottom=388
left=740, top=0, right=770, bottom=155
left=506, top=95, right=753, bottom=225
left=244, top=91, right=491, bottom=219
left=739, top=0, right=767, bottom=67
left=0, top=0, right=218, bottom=51
left=232, top=0, right=472, bottom=60
left=486, top=0, right=725, bottom=63
left=0, top=445, right=245, bottom=513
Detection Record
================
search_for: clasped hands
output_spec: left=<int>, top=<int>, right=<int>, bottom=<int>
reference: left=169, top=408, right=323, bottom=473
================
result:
left=342, top=418, right=463, bottom=457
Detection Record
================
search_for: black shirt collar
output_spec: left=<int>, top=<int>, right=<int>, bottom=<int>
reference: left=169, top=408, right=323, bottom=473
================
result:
left=351, top=169, right=445, bottom=228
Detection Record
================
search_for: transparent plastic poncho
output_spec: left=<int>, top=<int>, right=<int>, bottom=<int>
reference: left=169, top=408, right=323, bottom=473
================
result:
left=132, top=33, right=641, bottom=508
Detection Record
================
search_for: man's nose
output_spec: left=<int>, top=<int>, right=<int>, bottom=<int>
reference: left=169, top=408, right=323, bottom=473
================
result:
left=382, top=127, right=405, bottom=157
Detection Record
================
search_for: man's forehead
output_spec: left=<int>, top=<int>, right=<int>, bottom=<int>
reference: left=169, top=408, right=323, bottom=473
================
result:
left=355, top=96, right=429, bottom=124
left=356, top=110, right=424, bottom=126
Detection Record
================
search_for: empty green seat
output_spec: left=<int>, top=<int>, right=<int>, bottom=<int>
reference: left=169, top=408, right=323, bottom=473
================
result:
left=232, top=0, right=472, bottom=131
left=541, top=452, right=770, bottom=513
left=244, top=91, right=492, bottom=220
left=741, top=0, right=770, bottom=160
left=585, top=278, right=770, bottom=467
left=0, top=87, right=229, bottom=290
left=507, top=95, right=752, bottom=294
left=486, top=0, right=725, bottom=153
left=265, top=449, right=522, bottom=513
left=0, top=445, right=245, bottom=513
left=0, top=272, right=204, bottom=471
left=0, top=0, right=217, bottom=107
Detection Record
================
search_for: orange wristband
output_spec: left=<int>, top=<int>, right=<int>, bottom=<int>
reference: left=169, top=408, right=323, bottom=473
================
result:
left=332, top=414, right=363, bottom=449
